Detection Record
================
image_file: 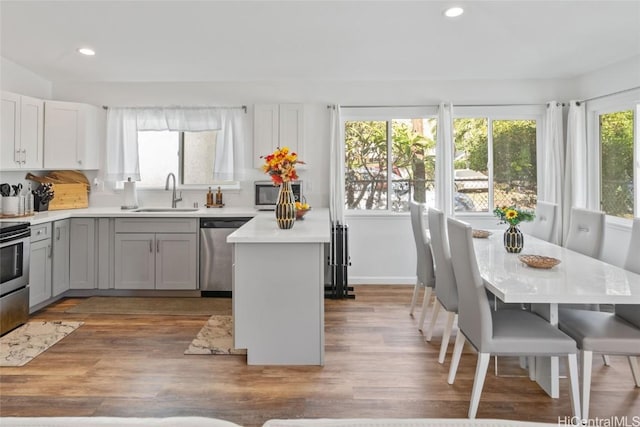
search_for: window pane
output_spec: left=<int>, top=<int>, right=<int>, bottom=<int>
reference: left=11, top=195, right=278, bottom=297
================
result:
left=453, top=118, right=488, bottom=212
left=138, top=131, right=179, bottom=188
left=182, top=131, right=218, bottom=185
left=600, top=110, right=634, bottom=218
left=391, top=118, right=436, bottom=212
left=492, top=120, right=537, bottom=211
left=345, top=121, right=388, bottom=210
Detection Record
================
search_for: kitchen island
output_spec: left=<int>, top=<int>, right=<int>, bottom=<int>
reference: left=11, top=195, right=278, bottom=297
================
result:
left=228, top=208, right=330, bottom=365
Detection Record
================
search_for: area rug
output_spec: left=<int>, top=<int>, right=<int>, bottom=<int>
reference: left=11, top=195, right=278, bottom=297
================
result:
left=0, top=321, right=83, bottom=367
left=184, top=315, right=246, bottom=355
left=66, top=296, right=232, bottom=316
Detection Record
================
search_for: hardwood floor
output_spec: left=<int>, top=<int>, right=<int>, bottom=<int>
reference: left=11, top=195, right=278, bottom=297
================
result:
left=1, top=285, right=638, bottom=426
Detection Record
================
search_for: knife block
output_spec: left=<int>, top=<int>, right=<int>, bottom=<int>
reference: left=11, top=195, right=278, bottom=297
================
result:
left=34, top=195, right=49, bottom=212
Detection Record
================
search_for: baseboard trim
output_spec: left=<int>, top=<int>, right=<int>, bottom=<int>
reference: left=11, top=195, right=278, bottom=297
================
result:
left=349, top=277, right=415, bottom=285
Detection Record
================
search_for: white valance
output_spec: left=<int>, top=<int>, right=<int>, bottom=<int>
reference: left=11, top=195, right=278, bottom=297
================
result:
left=105, top=107, right=246, bottom=182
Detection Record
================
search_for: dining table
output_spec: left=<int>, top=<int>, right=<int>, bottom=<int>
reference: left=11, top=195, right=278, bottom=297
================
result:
left=471, top=229, right=640, bottom=398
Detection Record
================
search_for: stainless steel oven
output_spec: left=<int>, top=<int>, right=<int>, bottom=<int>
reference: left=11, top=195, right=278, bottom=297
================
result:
left=0, top=222, right=30, bottom=336
left=254, top=180, right=302, bottom=210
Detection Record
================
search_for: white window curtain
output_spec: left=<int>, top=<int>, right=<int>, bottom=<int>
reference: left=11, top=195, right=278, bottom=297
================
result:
left=563, top=101, right=588, bottom=243
left=105, top=107, right=245, bottom=182
left=540, top=101, right=564, bottom=244
left=105, top=108, right=140, bottom=182
left=436, top=102, right=454, bottom=215
left=329, top=105, right=345, bottom=225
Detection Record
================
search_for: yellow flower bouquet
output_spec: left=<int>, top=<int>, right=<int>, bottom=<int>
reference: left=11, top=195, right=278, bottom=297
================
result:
left=493, top=205, right=535, bottom=227
left=260, top=146, right=304, bottom=185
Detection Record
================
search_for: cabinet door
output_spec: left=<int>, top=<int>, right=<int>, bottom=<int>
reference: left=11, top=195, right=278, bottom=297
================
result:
left=114, top=233, right=155, bottom=290
left=1, top=91, right=20, bottom=169
left=253, top=104, right=279, bottom=168
left=20, top=95, right=44, bottom=169
left=44, top=101, right=82, bottom=169
left=155, top=233, right=198, bottom=290
left=279, top=104, right=304, bottom=158
left=70, top=218, right=96, bottom=289
left=29, top=238, right=52, bottom=308
left=52, top=219, right=70, bottom=297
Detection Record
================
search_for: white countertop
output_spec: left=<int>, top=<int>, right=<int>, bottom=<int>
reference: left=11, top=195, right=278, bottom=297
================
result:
left=1, top=206, right=260, bottom=225
left=473, top=230, right=640, bottom=305
left=227, top=208, right=330, bottom=244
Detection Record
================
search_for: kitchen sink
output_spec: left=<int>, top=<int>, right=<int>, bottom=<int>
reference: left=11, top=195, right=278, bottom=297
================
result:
left=133, top=208, right=200, bottom=212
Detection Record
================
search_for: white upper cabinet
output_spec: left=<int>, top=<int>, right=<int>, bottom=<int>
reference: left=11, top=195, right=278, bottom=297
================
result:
left=253, top=104, right=304, bottom=168
left=44, top=100, right=102, bottom=170
left=1, top=91, right=44, bottom=170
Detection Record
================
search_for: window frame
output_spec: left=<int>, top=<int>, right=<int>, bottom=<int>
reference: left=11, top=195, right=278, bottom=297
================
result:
left=586, top=90, right=640, bottom=223
left=129, top=130, right=240, bottom=191
left=342, top=106, right=438, bottom=216
left=453, top=105, right=544, bottom=216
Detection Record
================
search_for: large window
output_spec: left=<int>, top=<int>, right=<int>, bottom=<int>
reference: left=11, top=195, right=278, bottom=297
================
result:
left=344, top=107, right=540, bottom=214
left=599, top=109, right=635, bottom=219
left=137, top=130, right=221, bottom=188
left=344, top=115, right=437, bottom=212
left=453, top=116, right=538, bottom=212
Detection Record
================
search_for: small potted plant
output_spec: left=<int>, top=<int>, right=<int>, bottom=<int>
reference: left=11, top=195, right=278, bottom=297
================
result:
left=493, top=205, right=535, bottom=253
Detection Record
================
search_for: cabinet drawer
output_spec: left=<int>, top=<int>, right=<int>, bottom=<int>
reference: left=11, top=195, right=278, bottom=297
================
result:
left=115, top=218, right=197, bottom=234
left=31, top=223, right=51, bottom=242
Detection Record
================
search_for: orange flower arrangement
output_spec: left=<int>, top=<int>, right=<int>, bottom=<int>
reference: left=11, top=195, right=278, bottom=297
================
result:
left=261, top=146, right=304, bottom=185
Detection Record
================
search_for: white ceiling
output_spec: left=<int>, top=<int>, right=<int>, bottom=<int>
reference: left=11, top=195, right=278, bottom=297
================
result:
left=1, top=0, right=639, bottom=84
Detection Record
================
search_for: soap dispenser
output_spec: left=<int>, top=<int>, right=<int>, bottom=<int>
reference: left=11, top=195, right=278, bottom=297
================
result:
left=215, top=186, right=223, bottom=205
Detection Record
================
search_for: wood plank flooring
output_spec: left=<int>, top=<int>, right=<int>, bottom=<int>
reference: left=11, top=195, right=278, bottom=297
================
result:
left=1, top=285, right=638, bottom=425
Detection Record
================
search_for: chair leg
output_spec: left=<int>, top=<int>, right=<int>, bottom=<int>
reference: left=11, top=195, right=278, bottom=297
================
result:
left=602, top=354, right=611, bottom=366
left=409, top=281, right=421, bottom=316
left=580, top=351, right=592, bottom=421
left=527, top=356, right=536, bottom=381
left=425, top=299, right=441, bottom=341
left=417, top=287, right=432, bottom=331
left=448, top=332, right=466, bottom=384
left=438, top=312, right=456, bottom=364
left=628, top=356, right=640, bottom=387
left=468, top=353, right=491, bottom=419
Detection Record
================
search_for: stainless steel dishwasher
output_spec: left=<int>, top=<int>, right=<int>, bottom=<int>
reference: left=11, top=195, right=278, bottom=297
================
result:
left=199, top=217, right=251, bottom=297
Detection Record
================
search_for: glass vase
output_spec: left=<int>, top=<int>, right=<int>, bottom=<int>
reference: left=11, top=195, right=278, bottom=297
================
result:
left=503, top=225, right=524, bottom=253
left=275, top=181, right=296, bottom=229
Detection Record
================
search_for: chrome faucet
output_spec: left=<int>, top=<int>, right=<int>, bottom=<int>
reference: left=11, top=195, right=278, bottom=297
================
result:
left=164, top=172, right=182, bottom=208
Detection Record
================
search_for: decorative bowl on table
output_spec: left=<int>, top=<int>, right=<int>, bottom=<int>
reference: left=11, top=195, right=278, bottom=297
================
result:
left=472, top=229, right=492, bottom=239
left=295, top=201, right=311, bottom=220
left=296, top=208, right=310, bottom=220
left=518, top=254, right=561, bottom=269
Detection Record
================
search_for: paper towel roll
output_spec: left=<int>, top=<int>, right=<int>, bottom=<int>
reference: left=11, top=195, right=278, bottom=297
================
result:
left=122, top=178, right=139, bottom=209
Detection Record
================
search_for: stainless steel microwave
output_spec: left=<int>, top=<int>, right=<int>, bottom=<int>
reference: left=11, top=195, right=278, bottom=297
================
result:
left=254, top=181, right=302, bottom=210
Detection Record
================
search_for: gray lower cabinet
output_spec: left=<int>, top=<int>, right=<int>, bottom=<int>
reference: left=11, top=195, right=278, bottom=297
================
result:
left=113, top=218, right=198, bottom=290
left=70, top=218, right=96, bottom=289
left=29, top=223, right=52, bottom=308
left=51, top=219, right=70, bottom=297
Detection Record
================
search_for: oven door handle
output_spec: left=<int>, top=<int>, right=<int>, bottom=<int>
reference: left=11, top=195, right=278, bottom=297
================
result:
left=0, top=229, right=31, bottom=245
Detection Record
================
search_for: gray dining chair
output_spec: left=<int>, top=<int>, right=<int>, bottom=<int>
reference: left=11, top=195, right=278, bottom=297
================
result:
left=425, top=208, right=458, bottom=364
left=564, top=207, right=605, bottom=259
left=530, top=201, right=558, bottom=243
left=409, top=200, right=436, bottom=331
left=563, top=207, right=606, bottom=316
left=446, top=217, right=580, bottom=419
left=558, top=218, right=640, bottom=420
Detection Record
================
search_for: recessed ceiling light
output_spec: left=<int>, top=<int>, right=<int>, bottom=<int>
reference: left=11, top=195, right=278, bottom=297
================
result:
left=77, top=47, right=95, bottom=56
left=444, top=6, right=464, bottom=18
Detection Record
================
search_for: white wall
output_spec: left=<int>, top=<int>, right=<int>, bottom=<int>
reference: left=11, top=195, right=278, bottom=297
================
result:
left=575, top=55, right=640, bottom=101
left=1, top=57, right=52, bottom=99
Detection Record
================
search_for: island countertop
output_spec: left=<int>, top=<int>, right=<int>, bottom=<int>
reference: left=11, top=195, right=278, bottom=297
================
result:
left=227, top=208, right=330, bottom=244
